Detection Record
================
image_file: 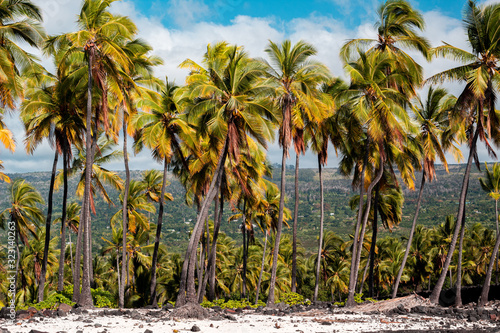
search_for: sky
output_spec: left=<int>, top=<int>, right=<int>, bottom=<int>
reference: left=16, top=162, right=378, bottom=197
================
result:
left=2, top=0, right=499, bottom=173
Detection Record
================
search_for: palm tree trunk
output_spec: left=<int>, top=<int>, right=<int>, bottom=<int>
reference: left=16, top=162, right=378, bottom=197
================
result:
left=116, top=249, right=121, bottom=298
left=346, top=142, right=368, bottom=307
left=314, top=157, right=324, bottom=301
left=205, top=189, right=224, bottom=302
left=347, top=159, right=384, bottom=307
left=119, top=118, right=131, bottom=308
left=392, top=169, right=426, bottom=298
left=479, top=223, right=500, bottom=306
left=79, top=47, right=95, bottom=308
left=198, top=193, right=220, bottom=302
left=455, top=202, right=467, bottom=306
left=38, top=150, right=59, bottom=302
left=267, top=142, right=288, bottom=306
left=242, top=200, right=248, bottom=299
left=292, top=153, right=300, bottom=293
left=255, top=229, right=268, bottom=304
left=58, top=150, right=69, bottom=292
left=495, top=199, right=499, bottom=285
left=150, top=159, right=168, bottom=306
left=359, top=260, right=369, bottom=294
left=369, top=185, right=380, bottom=298
left=69, top=231, right=73, bottom=279
left=73, top=187, right=85, bottom=302
left=429, top=127, right=479, bottom=304
left=176, top=136, right=229, bottom=306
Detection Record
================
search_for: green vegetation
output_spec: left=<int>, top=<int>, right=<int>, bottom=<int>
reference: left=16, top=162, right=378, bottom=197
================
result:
left=0, top=0, right=499, bottom=311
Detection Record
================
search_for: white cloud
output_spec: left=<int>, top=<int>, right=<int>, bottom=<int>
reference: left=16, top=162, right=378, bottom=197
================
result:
left=3, top=1, right=499, bottom=173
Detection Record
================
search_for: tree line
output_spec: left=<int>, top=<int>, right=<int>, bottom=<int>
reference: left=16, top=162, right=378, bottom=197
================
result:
left=0, top=0, right=499, bottom=309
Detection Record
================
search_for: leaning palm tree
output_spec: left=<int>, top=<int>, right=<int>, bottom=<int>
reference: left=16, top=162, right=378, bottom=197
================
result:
left=391, top=86, right=458, bottom=298
left=174, top=42, right=276, bottom=306
left=262, top=39, right=330, bottom=305
left=45, top=0, right=137, bottom=306
left=427, top=0, right=500, bottom=305
left=341, top=50, right=413, bottom=307
left=1, top=179, right=44, bottom=298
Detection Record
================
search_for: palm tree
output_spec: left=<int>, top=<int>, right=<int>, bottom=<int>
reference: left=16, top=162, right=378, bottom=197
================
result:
left=1, top=179, right=44, bottom=297
left=21, top=49, right=85, bottom=301
left=340, top=0, right=429, bottom=96
left=0, top=0, right=45, bottom=110
left=341, top=49, right=413, bottom=306
left=134, top=77, right=191, bottom=305
left=391, top=86, right=457, bottom=298
left=262, top=39, right=330, bottom=305
left=111, top=38, right=162, bottom=308
left=174, top=42, right=276, bottom=306
left=427, top=0, right=500, bottom=305
left=45, top=0, right=137, bottom=306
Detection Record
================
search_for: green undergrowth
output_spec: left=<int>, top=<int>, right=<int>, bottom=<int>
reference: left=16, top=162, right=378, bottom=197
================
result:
left=200, top=298, right=266, bottom=309
left=17, top=285, right=117, bottom=310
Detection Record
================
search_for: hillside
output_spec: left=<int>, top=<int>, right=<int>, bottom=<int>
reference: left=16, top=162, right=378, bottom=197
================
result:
left=0, top=164, right=495, bottom=254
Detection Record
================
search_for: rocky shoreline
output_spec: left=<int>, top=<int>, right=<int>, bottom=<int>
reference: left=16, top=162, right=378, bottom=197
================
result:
left=1, top=295, right=499, bottom=333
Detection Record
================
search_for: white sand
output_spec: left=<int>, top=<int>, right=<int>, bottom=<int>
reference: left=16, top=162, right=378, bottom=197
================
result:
left=1, top=308, right=499, bottom=333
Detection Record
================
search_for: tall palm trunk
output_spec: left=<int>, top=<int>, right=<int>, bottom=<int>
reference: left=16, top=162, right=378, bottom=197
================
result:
left=495, top=199, right=499, bottom=285
left=314, top=157, right=324, bottom=301
left=58, top=150, right=69, bottom=292
left=292, top=153, right=300, bottom=293
left=150, top=159, right=168, bottom=306
left=79, top=47, right=94, bottom=307
left=116, top=249, right=121, bottom=298
left=119, top=118, right=130, bottom=308
left=242, top=200, right=248, bottom=299
left=38, top=150, right=59, bottom=302
left=198, top=194, right=219, bottom=302
left=368, top=185, right=380, bottom=298
left=176, top=136, right=229, bottom=306
left=204, top=189, right=224, bottom=302
left=255, top=229, right=268, bottom=304
left=267, top=141, right=288, bottom=306
left=455, top=202, right=467, bottom=306
left=479, top=224, right=500, bottom=306
left=347, top=159, right=384, bottom=307
left=346, top=143, right=368, bottom=306
left=72, top=204, right=83, bottom=301
left=392, top=170, right=426, bottom=298
left=430, top=127, right=479, bottom=304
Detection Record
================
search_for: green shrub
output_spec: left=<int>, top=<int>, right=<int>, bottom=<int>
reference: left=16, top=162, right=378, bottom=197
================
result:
left=91, top=288, right=116, bottom=308
left=278, top=292, right=311, bottom=306
left=19, top=292, right=76, bottom=310
left=200, top=298, right=265, bottom=309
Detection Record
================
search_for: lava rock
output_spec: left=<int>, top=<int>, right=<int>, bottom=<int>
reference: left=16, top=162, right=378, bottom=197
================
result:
left=191, top=325, right=201, bottom=332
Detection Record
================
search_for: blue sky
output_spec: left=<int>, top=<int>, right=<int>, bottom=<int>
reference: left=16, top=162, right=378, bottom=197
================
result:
left=132, top=0, right=465, bottom=29
left=3, top=0, right=497, bottom=173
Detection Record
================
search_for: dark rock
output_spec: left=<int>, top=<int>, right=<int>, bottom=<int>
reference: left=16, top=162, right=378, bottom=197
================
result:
left=321, top=321, right=332, bottom=325
left=29, top=330, right=49, bottom=333
left=191, top=325, right=201, bottom=332
left=212, top=306, right=222, bottom=312
left=162, top=303, right=174, bottom=310
left=0, top=329, right=11, bottom=333
left=147, top=310, right=163, bottom=317
left=234, top=307, right=243, bottom=313
left=71, top=308, right=83, bottom=315
left=209, top=315, right=224, bottom=321
left=95, top=323, right=102, bottom=328
left=143, top=305, right=156, bottom=309
left=16, top=310, right=31, bottom=320
left=129, top=311, right=142, bottom=320
left=83, top=319, right=93, bottom=323
left=144, top=330, right=154, bottom=333
left=224, top=314, right=237, bottom=321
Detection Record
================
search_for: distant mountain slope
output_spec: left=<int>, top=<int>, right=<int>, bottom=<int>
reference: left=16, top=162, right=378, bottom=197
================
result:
left=0, top=164, right=495, bottom=254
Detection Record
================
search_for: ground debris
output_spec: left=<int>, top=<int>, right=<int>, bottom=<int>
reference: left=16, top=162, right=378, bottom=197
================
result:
left=352, top=294, right=431, bottom=314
